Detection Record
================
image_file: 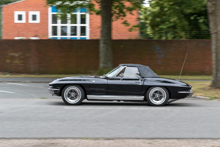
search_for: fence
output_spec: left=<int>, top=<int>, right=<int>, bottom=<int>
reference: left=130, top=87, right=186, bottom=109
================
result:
left=0, top=39, right=212, bottom=75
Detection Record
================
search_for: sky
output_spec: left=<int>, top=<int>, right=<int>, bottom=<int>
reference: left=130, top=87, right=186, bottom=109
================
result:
left=143, top=0, right=150, bottom=7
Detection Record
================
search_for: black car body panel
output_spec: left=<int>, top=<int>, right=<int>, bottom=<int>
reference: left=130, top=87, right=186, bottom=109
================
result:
left=49, top=64, right=193, bottom=101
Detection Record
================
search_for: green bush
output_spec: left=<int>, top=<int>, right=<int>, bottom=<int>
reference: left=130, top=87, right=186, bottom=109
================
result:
left=97, top=68, right=113, bottom=75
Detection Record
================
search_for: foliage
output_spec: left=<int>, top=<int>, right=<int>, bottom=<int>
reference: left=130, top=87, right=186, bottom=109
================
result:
left=0, top=0, right=19, bottom=5
left=140, top=0, right=210, bottom=39
left=206, top=97, right=216, bottom=100
left=46, top=0, right=143, bottom=28
left=97, top=68, right=113, bottom=75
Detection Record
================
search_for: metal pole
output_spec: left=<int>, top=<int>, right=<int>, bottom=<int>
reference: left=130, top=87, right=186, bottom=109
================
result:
left=178, top=52, right=188, bottom=80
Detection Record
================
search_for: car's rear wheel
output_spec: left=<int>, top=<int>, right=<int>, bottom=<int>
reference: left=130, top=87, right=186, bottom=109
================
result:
left=62, top=85, right=85, bottom=105
left=146, top=87, right=169, bottom=106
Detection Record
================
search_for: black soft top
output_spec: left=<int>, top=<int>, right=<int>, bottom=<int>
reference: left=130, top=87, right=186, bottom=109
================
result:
left=119, top=64, right=159, bottom=78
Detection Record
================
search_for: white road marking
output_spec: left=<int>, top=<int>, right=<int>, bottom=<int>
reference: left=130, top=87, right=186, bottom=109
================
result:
left=6, top=82, right=46, bottom=89
left=0, top=90, right=15, bottom=94
left=7, top=83, right=28, bottom=86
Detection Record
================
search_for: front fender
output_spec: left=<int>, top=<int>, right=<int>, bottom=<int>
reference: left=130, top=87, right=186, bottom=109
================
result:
left=142, top=78, right=192, bottom=99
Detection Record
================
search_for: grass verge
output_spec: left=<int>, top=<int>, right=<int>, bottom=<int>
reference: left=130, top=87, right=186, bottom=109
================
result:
left=185, top=81, right=220, bottom=99
left=160, top=75, right=212, bottom=80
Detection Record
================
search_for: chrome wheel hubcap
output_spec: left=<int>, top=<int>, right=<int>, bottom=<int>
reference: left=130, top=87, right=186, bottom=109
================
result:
left=149, top=88, right=166, bottom=105
left=64, top=86, right=81, bottom=104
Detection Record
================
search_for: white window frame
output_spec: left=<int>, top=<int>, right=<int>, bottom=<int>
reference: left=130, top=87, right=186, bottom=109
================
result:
left=14, top=11, right=26, bottom=23
left=14, top=37, right=26, bottom=39
left=29, top=11, right=40, bottom=23
left=48, top=7, right=90, bottom=40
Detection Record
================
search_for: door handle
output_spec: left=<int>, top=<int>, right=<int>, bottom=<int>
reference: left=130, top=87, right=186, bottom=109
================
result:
left=135, top=80, right=143, bottom=85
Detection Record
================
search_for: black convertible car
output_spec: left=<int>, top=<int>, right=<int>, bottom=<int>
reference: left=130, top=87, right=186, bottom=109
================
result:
left=48, top=64, right=193, bottom=106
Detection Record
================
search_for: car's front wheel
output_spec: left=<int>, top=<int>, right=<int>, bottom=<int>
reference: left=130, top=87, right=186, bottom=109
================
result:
left=146, top=87, right=169, bottom=106
left=62, top=85, right=85, bottom=105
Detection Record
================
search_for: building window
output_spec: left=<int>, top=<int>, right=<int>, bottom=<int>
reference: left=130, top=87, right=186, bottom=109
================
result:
left=14, top=11, right=26, bottom=23
left=29, top=11, right=40, bottom=23
left=49, top=6, right=89, bottom=40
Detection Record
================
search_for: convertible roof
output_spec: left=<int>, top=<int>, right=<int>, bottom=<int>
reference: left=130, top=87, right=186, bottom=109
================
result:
left=119, top=64, right=159, bottom=78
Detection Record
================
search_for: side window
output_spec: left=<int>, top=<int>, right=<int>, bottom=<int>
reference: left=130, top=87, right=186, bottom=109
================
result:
left=123, top=67, right=139, bottom=78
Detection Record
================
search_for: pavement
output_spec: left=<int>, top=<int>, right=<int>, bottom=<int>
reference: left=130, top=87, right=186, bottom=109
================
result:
left=1, top=139, right=220, bottom=147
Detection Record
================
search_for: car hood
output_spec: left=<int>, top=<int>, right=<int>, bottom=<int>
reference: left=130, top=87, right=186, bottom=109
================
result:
left=49, top=76, right=102, bottom=84
left=61, top=76, right=97, bottom=79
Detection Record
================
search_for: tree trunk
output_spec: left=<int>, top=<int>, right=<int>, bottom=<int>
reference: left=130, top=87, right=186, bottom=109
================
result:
left=99, top=0, right=113, bottom=69
left=207, top=0, right=220, bottom=88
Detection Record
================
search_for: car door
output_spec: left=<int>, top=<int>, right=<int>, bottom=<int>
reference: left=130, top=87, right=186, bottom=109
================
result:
left=107, top=67, right=143, bottom=95
left=89, top=78, right=108, bottom=95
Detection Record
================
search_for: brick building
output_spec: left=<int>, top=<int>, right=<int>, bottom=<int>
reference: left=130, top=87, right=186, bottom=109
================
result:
left=2, top=0, right=139, bottom=40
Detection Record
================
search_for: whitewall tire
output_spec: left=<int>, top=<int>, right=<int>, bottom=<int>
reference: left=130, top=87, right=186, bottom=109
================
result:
left=62, top=85, right=85, bottom=105
left=146, top=87, right=169, bottom=106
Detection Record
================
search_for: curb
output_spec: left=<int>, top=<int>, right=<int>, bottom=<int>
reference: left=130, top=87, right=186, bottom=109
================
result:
left=192, top=95, right=208, bottom=99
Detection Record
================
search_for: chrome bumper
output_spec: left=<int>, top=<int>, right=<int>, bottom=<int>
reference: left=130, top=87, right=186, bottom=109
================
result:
left=48, top=87, right=60, bottom=96
left=178, top=90, right=194, bottom=97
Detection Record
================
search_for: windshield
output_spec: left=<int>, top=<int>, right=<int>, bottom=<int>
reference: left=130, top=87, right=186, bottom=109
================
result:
left=105, top=66, right=122, bottom=78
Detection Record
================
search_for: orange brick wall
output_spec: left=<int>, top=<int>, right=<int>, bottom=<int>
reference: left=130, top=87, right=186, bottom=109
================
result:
left=0, top=40, right=212, bottom=75
left=3, top=0, right=139, bottom=39
left=3, top=0, right=49, bottom=39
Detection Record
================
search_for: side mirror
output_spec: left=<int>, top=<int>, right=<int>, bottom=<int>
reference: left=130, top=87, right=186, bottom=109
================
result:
left=102, top=74, right=107, bottom=78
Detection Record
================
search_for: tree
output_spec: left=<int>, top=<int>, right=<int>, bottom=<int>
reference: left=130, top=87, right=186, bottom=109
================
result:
left=0, top=0, right=19, bottom=39
left=207, top=0, right=220, bottom=88
left=46, top=0, right=142, bottom=70
left=140, top=0, right=210, bottom=39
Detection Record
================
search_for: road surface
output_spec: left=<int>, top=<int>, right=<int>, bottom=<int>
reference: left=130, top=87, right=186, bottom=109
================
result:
left=0, top=82, right=219, bottom=139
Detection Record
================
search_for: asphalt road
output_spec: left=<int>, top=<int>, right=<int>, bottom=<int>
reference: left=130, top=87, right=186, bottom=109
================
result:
left=0, top=78, right=57, bottom=83
left=0, top=82, right=54, bottom=99
left=0, top=82, right=220, bottom=139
